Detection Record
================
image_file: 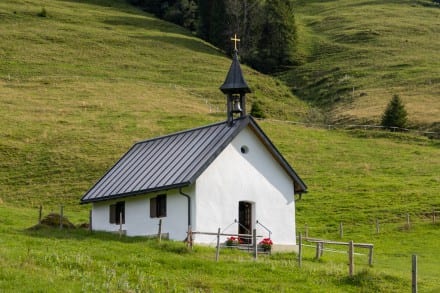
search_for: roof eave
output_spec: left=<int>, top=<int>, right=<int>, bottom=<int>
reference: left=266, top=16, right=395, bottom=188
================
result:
left=80, top=182, right=192, bottom=204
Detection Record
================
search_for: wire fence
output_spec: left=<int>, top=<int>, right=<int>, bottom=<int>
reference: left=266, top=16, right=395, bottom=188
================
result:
left=299, top=209, right=440, bottom=239
left=260, top=118, right=439, bottom=138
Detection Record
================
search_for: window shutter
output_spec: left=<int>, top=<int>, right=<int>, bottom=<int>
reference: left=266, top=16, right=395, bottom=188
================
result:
left=116, top=201, right=125, bottom=225
left=120, top=202, right=125, bottom=224
left=158, top=195, right=167, bottom=218
left=150, top=197, right=157, bottom=218
left=109, top=204, right=116, bottom=224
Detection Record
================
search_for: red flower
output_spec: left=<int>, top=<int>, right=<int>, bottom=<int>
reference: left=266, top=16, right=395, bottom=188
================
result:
left=259, top=238, right=273, bottom=249
left=226, top=236, right=242, bottom=246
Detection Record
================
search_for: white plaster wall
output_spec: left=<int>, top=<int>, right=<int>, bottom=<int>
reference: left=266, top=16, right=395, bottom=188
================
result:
left=92, top=201, right=125, bottom=233
left=194, top=127, right=296, bottom=246
left=92, top=187, right=194, bottom=240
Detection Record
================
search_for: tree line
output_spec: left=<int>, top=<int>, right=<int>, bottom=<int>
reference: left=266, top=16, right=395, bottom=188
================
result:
left=128, top=0, right=299, bottom=73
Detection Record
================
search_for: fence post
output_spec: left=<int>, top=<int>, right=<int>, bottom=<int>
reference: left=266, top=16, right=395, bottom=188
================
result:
left=375, top=219, right=380, bottom=234
left=407, top=213, right=411, bottom=229
left=348, top=240, right=354, bottom=276
left=215, top=227, right=221, bottom=262
left=368, top=246, right=373, bottom=266
left=89, top=209, right=92, bottom=233
left=38, top=205, right=42, bottom=224
left=298, top=233, right=302, bottom=268
left=187, top=225, right=193, bottom=249
left=315, top=242, right=322, bottom=260
left=59, top=205, right=63, bottom=230
left=412, top=254, right=418, bottom=293
left=158, top=219, right=162, bottom=242
left=119, top=212, right=123, bottom=238
left=339, top=222, right=343, bottom=239
left=253, top=228, right=258, bottom=261
left=433, top=209, right=436, bottom=224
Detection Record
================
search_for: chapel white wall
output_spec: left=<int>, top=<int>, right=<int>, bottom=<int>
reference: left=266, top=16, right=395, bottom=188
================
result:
left=194, top=127, right=296, bottom=246
left=92, top=187, right=193, bottom=240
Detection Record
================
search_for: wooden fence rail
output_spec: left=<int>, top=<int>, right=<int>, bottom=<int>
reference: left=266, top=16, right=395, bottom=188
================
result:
left=187, top=229, right=264, bottom=261
left=302, top=237, right=374, bottom=275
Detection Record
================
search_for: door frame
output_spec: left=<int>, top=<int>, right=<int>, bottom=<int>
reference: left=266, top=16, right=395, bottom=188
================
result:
left=238, top=201, right=255, bottom=243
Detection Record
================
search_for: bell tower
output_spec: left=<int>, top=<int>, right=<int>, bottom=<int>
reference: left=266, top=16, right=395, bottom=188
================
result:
left=220, top=34, right=251, bottom=126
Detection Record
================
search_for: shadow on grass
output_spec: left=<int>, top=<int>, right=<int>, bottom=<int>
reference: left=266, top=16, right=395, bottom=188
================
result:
left=23, top=225, right=193, bottom=254
left=340, top=269, right=406, bottom=292
left=100, top=15, right=222, bottom=56
left=345, top=129, right=439, bottom=146
left=59, top=0, right=139, bottom=14
left=102, top=15, right=165, bottom=29
left=136, top=34, right=223, bottom=56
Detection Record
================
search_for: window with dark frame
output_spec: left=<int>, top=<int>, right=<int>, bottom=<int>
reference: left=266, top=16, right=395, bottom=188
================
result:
left=109, top=201, right=125, bottom=224
left=150, top=194, right=167, bottom=218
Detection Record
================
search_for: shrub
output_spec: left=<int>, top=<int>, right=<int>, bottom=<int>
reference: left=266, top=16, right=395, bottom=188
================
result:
left=250, top=101, right=266, bottom=118
left=381, top=94, right=408, bottom=129
left=37, top=7, right=47, bottom=17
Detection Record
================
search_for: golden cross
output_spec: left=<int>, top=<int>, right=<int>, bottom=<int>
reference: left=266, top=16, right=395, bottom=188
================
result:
left=231, top=34, right=240, bottom=51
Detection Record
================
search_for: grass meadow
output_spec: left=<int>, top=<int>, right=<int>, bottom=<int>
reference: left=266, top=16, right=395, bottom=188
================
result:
left=0, top=203, right=435, bottom=292
left=0, top=0, right=439, bottom=291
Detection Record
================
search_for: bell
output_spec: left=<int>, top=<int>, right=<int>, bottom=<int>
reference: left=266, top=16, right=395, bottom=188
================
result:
left=232, top=99, right=242, bottom=113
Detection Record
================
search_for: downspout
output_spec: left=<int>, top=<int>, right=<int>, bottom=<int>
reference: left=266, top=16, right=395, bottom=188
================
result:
left=179, top=187, right=191, bottom=226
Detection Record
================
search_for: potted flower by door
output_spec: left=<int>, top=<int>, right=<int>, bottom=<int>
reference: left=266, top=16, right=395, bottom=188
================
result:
left=225, top=236, right=242, bottom=247
left=259, top=238, right=273, bottom=252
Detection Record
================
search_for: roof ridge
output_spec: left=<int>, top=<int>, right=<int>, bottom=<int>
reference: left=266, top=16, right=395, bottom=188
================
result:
left=134, top=116, right=249, bottom=145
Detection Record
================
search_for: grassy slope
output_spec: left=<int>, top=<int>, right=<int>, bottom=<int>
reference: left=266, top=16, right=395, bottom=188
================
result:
left=0, top=0, right=439, bottom=291
left=284, top=0, right=440, bottom=128
left=0, top=0, right=306, bottom=209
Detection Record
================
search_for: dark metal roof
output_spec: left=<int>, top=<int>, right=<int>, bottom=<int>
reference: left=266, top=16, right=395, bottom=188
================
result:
left=81, top=116, right=307, bottom=203
left=220, top=50, right=251, bottom=94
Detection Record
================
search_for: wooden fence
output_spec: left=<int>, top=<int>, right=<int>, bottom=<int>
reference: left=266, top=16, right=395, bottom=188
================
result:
left=298, top=236, right=374, bottom=277
left=186, top=227, right=264, bottom=261
left=35, top=205, right=423, bottom=288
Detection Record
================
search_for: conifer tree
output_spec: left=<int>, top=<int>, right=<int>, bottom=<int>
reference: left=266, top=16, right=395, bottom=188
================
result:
left=197, top=0, right=228, bottom=48
left=381, top=94, right=408, bottom=129
left=254, top=0, right=297, bottom=73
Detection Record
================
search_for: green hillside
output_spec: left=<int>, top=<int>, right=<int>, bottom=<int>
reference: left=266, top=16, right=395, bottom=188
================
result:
left=0, top=0, right=439, bottom=291
left=0, top=0, right=306, bottom=209
left=284, top=0, right=440, bottom=129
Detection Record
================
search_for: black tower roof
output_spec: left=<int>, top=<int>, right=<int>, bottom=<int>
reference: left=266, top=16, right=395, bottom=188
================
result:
left=220, top=50, right=251, bottom=94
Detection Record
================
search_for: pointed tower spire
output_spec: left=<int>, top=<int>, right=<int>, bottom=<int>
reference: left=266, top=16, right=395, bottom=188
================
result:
left=220, top=34, right=251, bottom=126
